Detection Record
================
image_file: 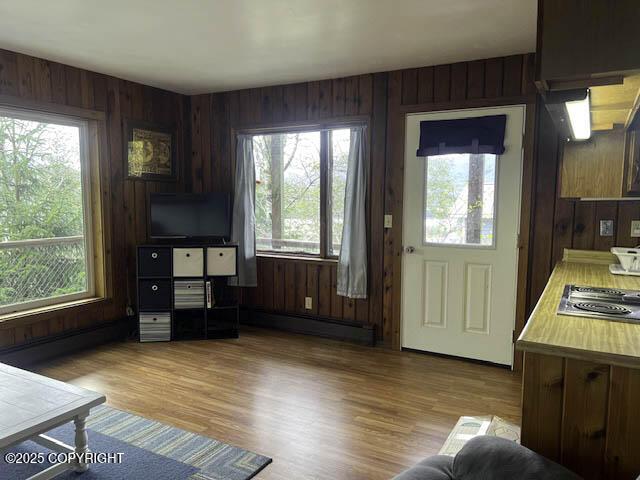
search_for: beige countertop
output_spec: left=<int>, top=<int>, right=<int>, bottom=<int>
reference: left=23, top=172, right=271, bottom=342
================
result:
left=516, top=249, right=640, bottom=369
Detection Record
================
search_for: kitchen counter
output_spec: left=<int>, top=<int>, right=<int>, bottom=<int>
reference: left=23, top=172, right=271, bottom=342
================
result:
left=517, top=249, right=640, bottom=369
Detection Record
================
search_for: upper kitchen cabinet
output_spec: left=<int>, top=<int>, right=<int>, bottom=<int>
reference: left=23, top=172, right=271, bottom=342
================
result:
left=536, top=0, right=640, bottom=91
left=539, top=0, right=640, bottom=199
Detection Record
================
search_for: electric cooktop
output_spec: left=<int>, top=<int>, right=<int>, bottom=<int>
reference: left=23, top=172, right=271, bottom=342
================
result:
left=557, top=285, right=640, bottom=323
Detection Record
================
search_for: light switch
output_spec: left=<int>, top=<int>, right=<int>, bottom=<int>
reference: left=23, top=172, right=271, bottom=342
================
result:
left=384, top=214, right=393, bottom=229
left=631, top=220, right=640, bottom=238
left=305, top=297, right=313, bottom=310
left=599, top=220, right=614, bottom=237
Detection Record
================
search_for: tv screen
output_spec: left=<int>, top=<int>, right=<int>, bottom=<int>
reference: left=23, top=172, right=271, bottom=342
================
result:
left=150, top=193, right=231, bottom=239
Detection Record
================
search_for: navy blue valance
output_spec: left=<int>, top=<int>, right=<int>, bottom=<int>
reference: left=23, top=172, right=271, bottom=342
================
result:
left=416, top=114, right=507, bottom=156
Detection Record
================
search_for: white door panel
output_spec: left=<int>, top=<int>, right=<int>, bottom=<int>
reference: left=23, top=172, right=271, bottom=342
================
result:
left=401, top=105, right=525, bottom=366
left=422, top=260, right=448, bottom=328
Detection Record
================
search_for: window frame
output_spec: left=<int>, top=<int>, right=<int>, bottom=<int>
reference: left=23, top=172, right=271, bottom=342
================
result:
left=0, top=106, right=96, bottom=315
left=239, top=119, right=367, bottom=260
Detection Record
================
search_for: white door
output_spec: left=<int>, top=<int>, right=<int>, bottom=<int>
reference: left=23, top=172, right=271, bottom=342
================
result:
left=401, top=105, right=525, bottom=366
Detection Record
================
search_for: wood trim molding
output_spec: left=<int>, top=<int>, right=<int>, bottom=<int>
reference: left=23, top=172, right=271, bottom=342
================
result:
left=0, top=94, right=105, bottom=120
left=233, top=115, right=371, bottom=134
left=0, top=298, right=110, bottom=329
left=397, top=94, right=536, bottom=114
left=513, top=100, right=538, bottom=371
left=518, top=340, right=640, bottom=370
left=257, top=253, right=338, bottom=265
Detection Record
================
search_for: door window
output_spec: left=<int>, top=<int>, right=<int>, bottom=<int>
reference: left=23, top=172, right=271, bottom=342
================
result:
left=423, top=153, right=497, bottom=246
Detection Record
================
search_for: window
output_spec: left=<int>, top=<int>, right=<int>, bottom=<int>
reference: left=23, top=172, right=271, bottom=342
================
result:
left=424, top=153, right=497, bottom=246
left=328, top=129, right=349, bottom=256
left=252, top=126, right=357, bottom=257
left=0, top=107, right=94, bottom=315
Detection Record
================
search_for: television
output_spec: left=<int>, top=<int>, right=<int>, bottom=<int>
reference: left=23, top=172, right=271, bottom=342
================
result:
left=150, top=193, right=231, bottom=239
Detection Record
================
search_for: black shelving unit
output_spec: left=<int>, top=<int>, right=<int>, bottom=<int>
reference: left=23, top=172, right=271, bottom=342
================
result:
left=136, top=244, right=239, bottom=342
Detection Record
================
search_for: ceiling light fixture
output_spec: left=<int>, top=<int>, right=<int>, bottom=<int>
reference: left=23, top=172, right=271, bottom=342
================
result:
left=565, top=90, right=591, bottom=140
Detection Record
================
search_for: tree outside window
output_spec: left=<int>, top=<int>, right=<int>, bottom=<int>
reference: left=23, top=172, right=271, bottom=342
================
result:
left=252, top=127, right=354, bottom=257
left=0, top=110, right=93, bottom=313
left=424, top=153, right=497, bottom=246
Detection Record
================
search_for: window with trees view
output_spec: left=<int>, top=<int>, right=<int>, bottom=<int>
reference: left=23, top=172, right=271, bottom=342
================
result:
left=424, top=153, right=497, bottom=246
left=252, top=127, right=352, bottom=257
left=0, top=108, right=93, bottom=314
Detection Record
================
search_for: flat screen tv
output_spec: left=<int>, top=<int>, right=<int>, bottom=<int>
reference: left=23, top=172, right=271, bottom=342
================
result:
left=150, top=193, right=231, bottom=239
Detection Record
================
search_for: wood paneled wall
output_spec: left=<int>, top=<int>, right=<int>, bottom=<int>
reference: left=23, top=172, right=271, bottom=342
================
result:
left=2, top=47, right=630, bottom=352
left=0, top=49, right=188, bottom=349
left=528, top=106, right=640, bottom=311
left=191, top=54, right=539, bottom=347
left=189, top=74, right=389, bottom=339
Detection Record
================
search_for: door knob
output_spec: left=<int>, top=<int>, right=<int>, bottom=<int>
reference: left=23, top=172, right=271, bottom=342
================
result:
left=405, top=246, right=416, bottom=254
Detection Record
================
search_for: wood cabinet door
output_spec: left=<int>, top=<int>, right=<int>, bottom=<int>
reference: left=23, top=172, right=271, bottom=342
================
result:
left=538, top=0, right=640, bottom=86
left=560, top=130, right=625, bottom=199
left=624, top=129, right=640, bottom=196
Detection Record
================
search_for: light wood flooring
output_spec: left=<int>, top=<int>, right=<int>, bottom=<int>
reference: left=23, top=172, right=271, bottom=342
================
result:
left=35, top=327, right=522, bottom=479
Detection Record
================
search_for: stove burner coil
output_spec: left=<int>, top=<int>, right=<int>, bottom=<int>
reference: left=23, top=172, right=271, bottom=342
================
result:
left=572, top=286, right=625, bottom=296
left=572, top=302, right=632, bottom=315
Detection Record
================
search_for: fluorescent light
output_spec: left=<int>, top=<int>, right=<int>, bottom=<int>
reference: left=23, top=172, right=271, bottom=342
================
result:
left=565, top=91, right=591, bottom=140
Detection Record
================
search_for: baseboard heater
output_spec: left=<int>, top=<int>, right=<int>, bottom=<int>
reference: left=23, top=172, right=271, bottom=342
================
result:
left=0, top=319, right=130, bottom=368
left=243, top=309, right=375, bottom=346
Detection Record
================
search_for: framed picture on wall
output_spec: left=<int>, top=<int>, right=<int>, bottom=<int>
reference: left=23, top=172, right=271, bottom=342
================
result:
left=124, top=119, right=176, bottom=180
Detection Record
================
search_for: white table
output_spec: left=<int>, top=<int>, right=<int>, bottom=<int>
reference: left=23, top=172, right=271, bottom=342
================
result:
left=0, top=362, right=106, bottom=479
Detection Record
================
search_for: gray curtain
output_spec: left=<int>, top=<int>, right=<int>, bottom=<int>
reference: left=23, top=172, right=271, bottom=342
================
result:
left=229, top=135, right=257, bottom=287
left=337, top=126, right=368, bottom=298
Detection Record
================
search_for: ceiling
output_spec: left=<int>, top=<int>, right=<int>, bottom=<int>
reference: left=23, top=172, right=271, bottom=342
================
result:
left=0, top=0, right=537, bottom=95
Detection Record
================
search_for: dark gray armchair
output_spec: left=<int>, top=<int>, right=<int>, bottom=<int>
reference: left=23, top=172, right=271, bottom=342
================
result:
left=393, top=436, right=582, bottom=480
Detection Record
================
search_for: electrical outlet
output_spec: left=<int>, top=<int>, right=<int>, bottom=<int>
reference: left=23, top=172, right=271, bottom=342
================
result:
left=384, top=214, right=393, bottom=229
left=631, top=220, right=640, bottom=238
left=305, top=297, right=313, bottom=310
left=600, top=220, right=614, bottom=237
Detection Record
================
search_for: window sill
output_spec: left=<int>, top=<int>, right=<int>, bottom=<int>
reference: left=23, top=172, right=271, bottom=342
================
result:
left=0, top=297, right=107, bottom=327
left=257, top=253, right=338, bottom=265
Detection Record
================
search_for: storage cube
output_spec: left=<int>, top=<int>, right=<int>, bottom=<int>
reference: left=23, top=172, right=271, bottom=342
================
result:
left=173, top=248, right=204, bottom=277
left=139, top=312, right=171, bottom=342
left=138, top=247, right=171, bottom=277
left=206, top=247, right=237, bottom=276
left=174, top=280, right=205, bottom=309
left=138, top=279, right=172, bottom=310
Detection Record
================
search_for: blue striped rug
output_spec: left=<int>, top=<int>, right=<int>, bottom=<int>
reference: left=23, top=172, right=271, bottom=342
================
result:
left=1, top=405, right=272, bottom=480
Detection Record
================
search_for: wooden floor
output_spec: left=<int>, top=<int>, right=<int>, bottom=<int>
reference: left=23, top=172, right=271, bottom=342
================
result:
left=35, top=327, right=523, bottom=479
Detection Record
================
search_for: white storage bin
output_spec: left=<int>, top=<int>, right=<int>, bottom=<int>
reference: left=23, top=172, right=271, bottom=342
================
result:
left=207, top=247, right=237, bottom=276
left=173, top=248, right=204, bottom=277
